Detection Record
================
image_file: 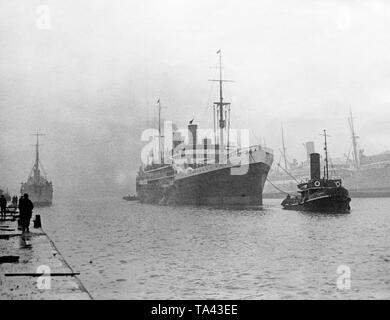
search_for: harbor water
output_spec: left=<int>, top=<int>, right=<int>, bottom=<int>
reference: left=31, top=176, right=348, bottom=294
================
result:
left=38, top=197, right=390, bottom=299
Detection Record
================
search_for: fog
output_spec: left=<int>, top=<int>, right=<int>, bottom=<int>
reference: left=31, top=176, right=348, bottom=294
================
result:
left=1, top=0, right=390, bottom=197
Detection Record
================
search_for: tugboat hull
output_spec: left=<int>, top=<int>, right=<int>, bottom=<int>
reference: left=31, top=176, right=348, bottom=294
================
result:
left=282, top=196, right=351, bottom=213
left=282, top=187, right=351, bottom=213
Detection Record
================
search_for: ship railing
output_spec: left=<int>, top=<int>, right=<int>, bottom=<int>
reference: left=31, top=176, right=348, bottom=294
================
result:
left=225, top=144, right=273, bottom=159
left=170, top=144, right=273, bottom=170
left=298, top=185, right=343, bottom=191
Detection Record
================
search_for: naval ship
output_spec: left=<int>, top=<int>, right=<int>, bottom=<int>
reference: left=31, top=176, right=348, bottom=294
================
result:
left=136, top=51, right=274, bottom=206
left=20, top=133, right=53, bottom=206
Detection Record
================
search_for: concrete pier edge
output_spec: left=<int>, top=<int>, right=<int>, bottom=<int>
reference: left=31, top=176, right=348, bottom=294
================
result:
left=44, top=229, right=94, bottom=300
left=0, top=214, right=93, bottom=300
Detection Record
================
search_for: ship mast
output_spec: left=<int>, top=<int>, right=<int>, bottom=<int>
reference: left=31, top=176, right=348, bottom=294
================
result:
left=156, top=99, right=165, bottom=164
left=321, top=129, right=329, bottom=180
left=218, top=51, right=224, bottom=150
left=32, top=131, right=44, bottom=181
left=348, top=109, right=359, bottom=171
left=209, top=50, right=232, bottom=161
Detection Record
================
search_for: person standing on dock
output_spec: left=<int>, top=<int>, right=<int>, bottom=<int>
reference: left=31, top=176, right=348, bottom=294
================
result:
left=18, top=193, right=34, bottom=233
left=12, top=196, right=18, bottom=207
left=0, top=194, right=7, bottom=220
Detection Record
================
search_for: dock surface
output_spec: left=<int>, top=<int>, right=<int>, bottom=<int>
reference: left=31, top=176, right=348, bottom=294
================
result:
left=0, top=215, right=92, bottom=300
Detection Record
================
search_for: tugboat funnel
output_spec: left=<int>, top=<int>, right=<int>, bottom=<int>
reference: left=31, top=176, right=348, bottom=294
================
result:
left=310, top=153, right=321, bottom=180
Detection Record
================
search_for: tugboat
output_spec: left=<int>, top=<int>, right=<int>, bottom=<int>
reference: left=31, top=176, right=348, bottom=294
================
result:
left=281, top=130, right=351, bottom=213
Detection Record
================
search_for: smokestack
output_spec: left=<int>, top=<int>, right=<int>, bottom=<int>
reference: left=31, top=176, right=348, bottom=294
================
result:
left=305, top=141, right=315, bottom=161
left=188, top=124, right=197, bottom=166
left=310, top=153, right=321, bottom=180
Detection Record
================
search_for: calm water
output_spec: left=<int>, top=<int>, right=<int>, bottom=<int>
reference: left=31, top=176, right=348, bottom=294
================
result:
left=37, top=197, right=390, bottom=299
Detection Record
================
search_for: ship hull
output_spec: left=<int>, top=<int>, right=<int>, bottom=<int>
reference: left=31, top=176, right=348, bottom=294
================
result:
left=137, top=162, right=270, bottom=206
left=282, top=196, right=351, bottom=213
left=169, top=162, right=270, bottom=206
left=137, top=147, right=273, bottom=206
left=342, top=165, right=390, bottom=197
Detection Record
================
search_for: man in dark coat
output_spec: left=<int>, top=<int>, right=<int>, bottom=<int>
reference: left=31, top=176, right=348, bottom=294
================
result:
left=0, top=194, right=7, bottom=220
left=18, top=193, right=34, bottom=233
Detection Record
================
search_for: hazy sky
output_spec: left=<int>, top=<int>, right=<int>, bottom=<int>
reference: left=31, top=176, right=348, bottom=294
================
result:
left=1, top=0, right=390, bottom=196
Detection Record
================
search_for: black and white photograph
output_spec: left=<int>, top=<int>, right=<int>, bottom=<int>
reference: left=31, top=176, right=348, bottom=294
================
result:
left=0, top=0, right=389, bottom=305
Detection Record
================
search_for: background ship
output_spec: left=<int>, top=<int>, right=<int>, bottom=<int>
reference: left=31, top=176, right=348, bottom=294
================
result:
left=0, top=188, right=11, bottom=201
left=264, top=111, right=390, bottom=198
left=20, top=133, right=53, bottom=206
left=136, top=51, right=274, bottom=206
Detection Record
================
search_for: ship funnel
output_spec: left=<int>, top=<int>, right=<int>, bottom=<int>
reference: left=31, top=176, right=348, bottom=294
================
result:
left=310, top=153, right=321, bottom=180
left=188, top=124, right=197, bottom=146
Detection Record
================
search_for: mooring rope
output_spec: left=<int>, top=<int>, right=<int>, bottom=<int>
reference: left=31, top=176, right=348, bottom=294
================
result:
left=276, top=163, right=301, bottom=184
left=266, top=177, right=291, bottom=195
left=247, top=151, right=291, bottom=196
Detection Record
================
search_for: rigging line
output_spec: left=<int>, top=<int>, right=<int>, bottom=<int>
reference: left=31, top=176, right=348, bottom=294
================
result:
left=275, top=155, right=282, bottom=171
left=38, top=160, right=48, bottom=177
left=249, top=152, right=288, bottom=196
left=345, top=143, right=352, bottom=164
left=200, top=79, right=216, bottom=126
left=276, top=163, right=301, bottom=184
left=249, top=130, right=260, bottom=145
left=265, top=177, right=291, bottom=195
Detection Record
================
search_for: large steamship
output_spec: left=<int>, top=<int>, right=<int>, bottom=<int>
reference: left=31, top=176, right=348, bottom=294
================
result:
left=136, top=51, right=273, bottom=206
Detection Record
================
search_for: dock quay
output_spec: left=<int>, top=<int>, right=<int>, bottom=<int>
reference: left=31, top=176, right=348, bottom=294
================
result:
left=0, top=211, right=92, bottom=300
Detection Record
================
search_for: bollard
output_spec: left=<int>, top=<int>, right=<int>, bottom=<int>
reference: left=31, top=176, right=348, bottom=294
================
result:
left=33, top=215, right=42, bottom=228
